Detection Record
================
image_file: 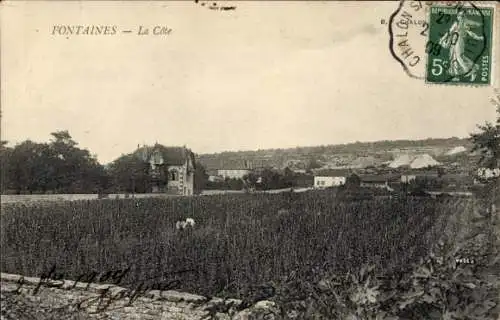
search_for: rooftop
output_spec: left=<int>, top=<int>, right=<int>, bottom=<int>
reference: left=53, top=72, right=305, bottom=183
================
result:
left=314, top=169, right=353, bottom=177
left=134, top=144, right=195, bottom=166
left=360, top=173, right=401, bottom=183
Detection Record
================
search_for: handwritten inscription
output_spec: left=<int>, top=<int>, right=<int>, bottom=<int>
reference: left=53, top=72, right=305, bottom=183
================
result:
left=32, top=265, right=130, bottom=294
left=51, top=25, right=173, bottom=37
left=13, top=264, right=194, bottom=313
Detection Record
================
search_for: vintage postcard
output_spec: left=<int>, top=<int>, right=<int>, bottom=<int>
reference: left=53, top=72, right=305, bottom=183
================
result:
left=1, top=1, right=499, bottom=319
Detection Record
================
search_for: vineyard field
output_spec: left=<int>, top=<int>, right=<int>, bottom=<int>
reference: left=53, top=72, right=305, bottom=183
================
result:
left=0, top=190, right=473, bottom=299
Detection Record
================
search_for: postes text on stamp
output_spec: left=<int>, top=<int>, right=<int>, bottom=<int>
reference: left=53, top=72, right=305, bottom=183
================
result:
left=425, top=5, right=494, bottom=85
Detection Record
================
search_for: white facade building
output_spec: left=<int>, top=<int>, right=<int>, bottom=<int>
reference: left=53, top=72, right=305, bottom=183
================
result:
left=314, top=176, right=347, bottom=188
left=477, top=168, right=500, bottom=179
left=217, top=169, right=251, bottom=179
left=313, top=168, right=350, bottom=189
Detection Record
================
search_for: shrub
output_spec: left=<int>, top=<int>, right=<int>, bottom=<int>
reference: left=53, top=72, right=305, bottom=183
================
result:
left=274, top=185, right=499, bottom=320
left=275, top=240, right=499, bottom=319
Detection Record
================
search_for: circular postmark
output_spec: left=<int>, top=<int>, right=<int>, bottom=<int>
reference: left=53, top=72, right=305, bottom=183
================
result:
left=388, top=0, right=431, bottom=79
left=388, top=1, right=492, bottom=85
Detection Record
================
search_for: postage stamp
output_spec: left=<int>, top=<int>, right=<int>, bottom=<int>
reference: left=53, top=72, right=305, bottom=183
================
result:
left=425, top=5, right=494, bottom=85
left=388, top=1, right=497, bottom=85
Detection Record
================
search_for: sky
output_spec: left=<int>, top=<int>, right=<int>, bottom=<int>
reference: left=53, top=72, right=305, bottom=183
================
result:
left=1, top=1, right=498, bottom=164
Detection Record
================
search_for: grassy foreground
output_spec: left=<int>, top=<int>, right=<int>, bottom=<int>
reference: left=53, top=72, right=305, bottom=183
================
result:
left=0, top=190, right=469, bottom=299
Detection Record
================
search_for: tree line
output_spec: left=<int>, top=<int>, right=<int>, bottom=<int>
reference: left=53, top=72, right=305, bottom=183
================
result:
left=0, top=131, right=208, bottom=195
left=1, top=102, right=498, bottom=195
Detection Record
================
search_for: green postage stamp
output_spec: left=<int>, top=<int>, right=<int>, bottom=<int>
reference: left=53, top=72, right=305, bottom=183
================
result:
left=425, top=5, right=494, bottom=85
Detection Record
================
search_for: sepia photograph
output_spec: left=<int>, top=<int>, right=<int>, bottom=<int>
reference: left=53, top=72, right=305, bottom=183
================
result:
left=0, top=1, right=499, bottom=319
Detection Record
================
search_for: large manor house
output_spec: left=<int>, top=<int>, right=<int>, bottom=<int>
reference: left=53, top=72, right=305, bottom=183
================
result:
left=135, top=144, right=195, bottom=196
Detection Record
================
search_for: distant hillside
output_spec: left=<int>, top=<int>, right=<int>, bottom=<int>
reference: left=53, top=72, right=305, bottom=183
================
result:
left=197, top=137, right=473, bottom=171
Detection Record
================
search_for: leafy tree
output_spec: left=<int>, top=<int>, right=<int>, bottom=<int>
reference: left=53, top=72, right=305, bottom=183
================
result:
left=7, top=140, right=52, bottom=194
left=345, top=173, right=361, bottom=189
left=242, top=172, right=259, bottom=191
left=295, top=173, right=314, bottom=188
left=47, top=131, right=105, bottom=193
left=306, top=156, right=322, bottom=172
left=0, top=141, right=12, bottom=193
left=469, top=91, right=500, bottom=206
left=224, top=177, right=243, bottom=190
left=282, top=167, right=297, bottom=188
left=107, top=154, right=151, bottom=193
left=259, top=168, right=282, bottom=190
left=2, top=131, right=107, bottom=194
left=470, top=90, right=500, bottom=169
left=50, top=130, right=77, bottom=148
left=194, top=161, right=208, bottom=194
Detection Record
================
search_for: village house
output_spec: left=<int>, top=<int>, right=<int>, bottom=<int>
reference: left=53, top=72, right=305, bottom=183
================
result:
left=440, top=174, right=474, bottom=190
left=135, top=144, right=195, bottom=196
left=217, top=168, right=252, bottom=180
left=360, top=173, right=401, bottom=190
left=400, top=169, right=440, bottom=184
left=477, top=167, right=500, bottom=179
left=401, top=174, right=417, bottom=184
left=216, top=159, right=267, bottom=179
left=313, top=169, right=351, bottom=188
left=206, top=169, right=224, bottom=182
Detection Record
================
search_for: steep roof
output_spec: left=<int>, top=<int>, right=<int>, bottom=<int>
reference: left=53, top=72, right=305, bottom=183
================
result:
left=401, top=169, right=439, bottom=177
left=134, top=144, right=195, bottom=166
left=314, top=169, right=352, bottom=177
left=360, top=173, right=400, bottom=183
